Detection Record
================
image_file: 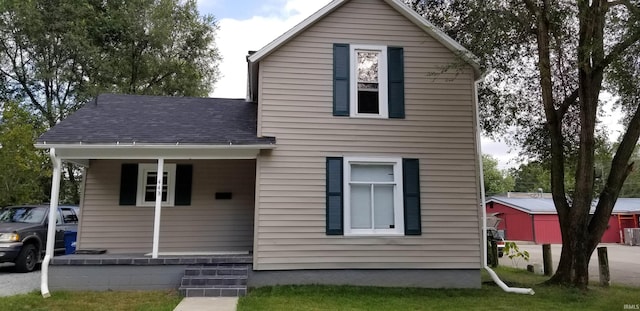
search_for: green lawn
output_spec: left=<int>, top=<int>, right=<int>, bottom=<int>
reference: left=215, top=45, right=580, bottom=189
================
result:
left=0, top=290, right=181, bottom=311
left=238, top=267, right=640, bottom=311
left=1, top=268, right=637, bottom=311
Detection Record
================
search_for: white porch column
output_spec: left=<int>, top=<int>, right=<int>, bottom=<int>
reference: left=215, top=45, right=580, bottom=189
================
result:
left=41, top=149, right=62, bottom=298
left=151, top=158, right=164, bottom=258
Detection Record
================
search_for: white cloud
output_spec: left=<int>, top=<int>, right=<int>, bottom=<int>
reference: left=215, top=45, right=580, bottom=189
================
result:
left=212, top=0, right=331, bottom=98
left=481, top=137, right=519, bottom=170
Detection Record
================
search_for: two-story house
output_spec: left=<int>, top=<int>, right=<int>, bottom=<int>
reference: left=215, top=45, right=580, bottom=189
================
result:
left=36, top=0, right=485, bottom=296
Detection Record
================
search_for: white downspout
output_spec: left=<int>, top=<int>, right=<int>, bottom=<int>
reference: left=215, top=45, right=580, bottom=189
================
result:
left=41, top=148, right=62, bottom=298
left=151, top=158, right=164, bottom=258
left=473, top=81, right=534, bottom=295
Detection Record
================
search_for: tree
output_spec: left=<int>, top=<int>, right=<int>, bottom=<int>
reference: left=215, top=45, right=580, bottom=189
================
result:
left=511, top=161, right=551, bottom=193
left=0, top=0, right=221, bottom=204
left=0, top=0, right=221, bottom=127
left=88, top=0, right=220, bottom=97
left=483, top=154, right=514, bottom=196
left=409, top=0, right=640, bottom=288
left=0, top=102, right=48, bottom=206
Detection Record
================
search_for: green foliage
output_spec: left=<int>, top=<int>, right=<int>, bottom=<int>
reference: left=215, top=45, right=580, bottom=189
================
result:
left=89, top=0, right=220, bottom=97
left=482, top=154, right=514, bottom=196
left=238, top=274, right=640, bottom=311
left=0, top=0, right=221, bottom=203
left=0, top=0, right=221, bottom=126
left=503, top=241, right=530, bottom=268
left=510, top=161, right=551, bottom=193
left=0, top=102, right=48, bottom=206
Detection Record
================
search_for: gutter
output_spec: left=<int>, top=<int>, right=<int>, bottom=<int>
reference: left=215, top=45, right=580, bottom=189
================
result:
left=41, top=149, right=62, bottom=298
left=34, top=143, right=277, bottom=150
left=473, top=81, right=534, bottom=295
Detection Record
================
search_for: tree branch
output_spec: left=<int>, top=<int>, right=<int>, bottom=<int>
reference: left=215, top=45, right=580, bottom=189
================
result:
left=593, top=28, right=640, bottom=76
left=557, top=89, right=579, bottom=118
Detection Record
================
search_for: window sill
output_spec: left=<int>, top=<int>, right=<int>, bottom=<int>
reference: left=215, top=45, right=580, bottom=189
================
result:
left=343, top=232, right=405, bottom=237
left=349, top=114, right=389, bottom=119
left=133, top=204, right=175, bottom=208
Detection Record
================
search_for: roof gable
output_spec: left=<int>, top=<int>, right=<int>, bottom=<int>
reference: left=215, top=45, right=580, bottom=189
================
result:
left=247, top=0, right=482, bottom=78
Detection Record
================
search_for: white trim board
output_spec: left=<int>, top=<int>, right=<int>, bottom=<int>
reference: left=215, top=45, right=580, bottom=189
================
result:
left=144, top=251, right=250, bottom=256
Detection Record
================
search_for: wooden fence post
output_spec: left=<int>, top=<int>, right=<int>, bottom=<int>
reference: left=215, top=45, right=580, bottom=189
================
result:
left=542, top=244, right=553, bottom=276
left=598, top=247, right=610, bottom=287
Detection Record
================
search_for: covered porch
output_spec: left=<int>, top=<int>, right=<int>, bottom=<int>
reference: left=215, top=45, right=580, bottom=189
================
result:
left=34, top=94, right=276, bottom=295
left=41, top=146, right=271, bottom=258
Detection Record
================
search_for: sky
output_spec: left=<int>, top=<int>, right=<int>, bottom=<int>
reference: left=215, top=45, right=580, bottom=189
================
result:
left=196, top=0, right=623, bottom=171
left=199, top=0, right=332, bottom=99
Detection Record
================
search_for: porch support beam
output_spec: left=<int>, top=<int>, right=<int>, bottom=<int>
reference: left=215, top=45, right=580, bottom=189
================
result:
left=41, top=148, right=62, bottom=298
left=151, top=158, right=164, bottom=259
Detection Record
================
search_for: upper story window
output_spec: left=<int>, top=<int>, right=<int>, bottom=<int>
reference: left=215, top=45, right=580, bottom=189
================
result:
left=333, top=43, right=404, bottom=119
left=351, top=46, right=388, bottom=117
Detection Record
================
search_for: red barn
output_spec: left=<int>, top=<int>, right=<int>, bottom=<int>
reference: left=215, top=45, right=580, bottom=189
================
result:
left=486, top=195, right=640, bottom=244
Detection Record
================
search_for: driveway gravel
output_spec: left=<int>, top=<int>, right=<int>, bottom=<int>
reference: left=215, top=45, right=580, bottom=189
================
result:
left=0, top=263, right=40, bottom=297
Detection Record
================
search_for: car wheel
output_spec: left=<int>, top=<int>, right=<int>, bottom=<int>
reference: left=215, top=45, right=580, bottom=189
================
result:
left=15, top=244, right=38, bottom=273
left=498, top=252, right=504, bottom=258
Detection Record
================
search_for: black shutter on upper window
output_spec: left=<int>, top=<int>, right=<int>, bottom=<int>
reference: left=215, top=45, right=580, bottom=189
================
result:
left=326, top=157, right=344, bottom=235
left=119, top=164, right=138, bottom=206
left=388, top=47, right=405, bottom=118
left=403, top=158, right=421, bottom=235
left=333, top=44, right=350, bottom=116
left=175, top=164, right=193, bottom=206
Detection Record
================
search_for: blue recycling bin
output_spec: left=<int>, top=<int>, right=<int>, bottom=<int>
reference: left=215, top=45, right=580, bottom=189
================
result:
left=64, top=231, right=77, bottom=254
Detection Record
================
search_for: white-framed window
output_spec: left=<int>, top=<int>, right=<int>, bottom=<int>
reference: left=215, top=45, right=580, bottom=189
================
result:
left=350, top=45, right=388, bottom=118
left=136, top=163, right=177, bottom=206
left=343, top=157, right=403, bottom=236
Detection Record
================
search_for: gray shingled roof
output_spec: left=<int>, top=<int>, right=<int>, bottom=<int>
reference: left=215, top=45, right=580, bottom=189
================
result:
left=488, top=197, right=640, bottom=214
left=37, top=94, right=275, bottom=145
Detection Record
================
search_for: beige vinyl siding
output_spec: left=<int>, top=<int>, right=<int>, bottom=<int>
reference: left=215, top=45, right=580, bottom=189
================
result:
left=255, top=0, right=482, bottom=270
left=78, top=159, right=255, bottom=253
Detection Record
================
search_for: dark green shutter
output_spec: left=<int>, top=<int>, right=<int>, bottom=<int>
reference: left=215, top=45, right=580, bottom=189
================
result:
left=175, top=164, right=193, bottom=206
left=333, top=44, right=350, bottom=116
left=403, top=158, right=421, bottom=235
left=119, top=164, right=138, bottom=205
left=326, top=157, right=344, bottom=235
left=388, top=47, right=405, bottom=118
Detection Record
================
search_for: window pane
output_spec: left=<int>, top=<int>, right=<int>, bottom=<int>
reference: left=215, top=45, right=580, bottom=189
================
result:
left=357, top=51, right=379, bottom=83
left=144, top=171, right=169, bottom=202
left=357, top=51, right=380, bottom=114
left=351, top=164, right=394, bottom=182
left=358, top=91, right=379, bottom=113
left=373, top=185, right=394, bottom=229
left=144, top=188, right=155, bottom=201
left=350, top=184, right=372, bottom=229
left=146, top=172, right=157, bottom=185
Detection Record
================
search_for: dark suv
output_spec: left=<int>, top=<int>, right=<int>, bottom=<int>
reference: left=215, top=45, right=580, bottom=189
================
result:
left=0, top=205, right=78, bottom=272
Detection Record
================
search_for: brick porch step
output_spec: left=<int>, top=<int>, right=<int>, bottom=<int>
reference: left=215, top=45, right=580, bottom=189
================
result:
left=179, top=264, right=249, bottom=297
